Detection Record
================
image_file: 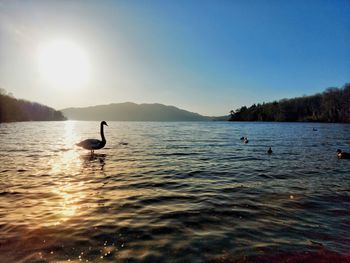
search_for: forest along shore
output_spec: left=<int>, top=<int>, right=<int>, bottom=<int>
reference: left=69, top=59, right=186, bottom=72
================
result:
left=229, top=83, right=350, bottom=123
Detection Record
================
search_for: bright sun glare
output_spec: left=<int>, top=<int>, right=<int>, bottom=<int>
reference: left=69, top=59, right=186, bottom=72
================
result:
left=38, top=39, right=90, bottom=88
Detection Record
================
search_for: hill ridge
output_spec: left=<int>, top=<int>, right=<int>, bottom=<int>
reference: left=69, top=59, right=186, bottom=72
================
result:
left=61, top=102, right=218, bottom=121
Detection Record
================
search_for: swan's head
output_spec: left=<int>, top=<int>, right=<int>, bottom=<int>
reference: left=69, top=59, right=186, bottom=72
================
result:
left=101, top=121, right=108, bottom=126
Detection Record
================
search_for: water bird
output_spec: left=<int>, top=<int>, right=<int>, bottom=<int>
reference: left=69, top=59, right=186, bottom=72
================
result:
left=267, top=147, right=273, bottom=154
left=336, top=149, right=350, bottom=159
left=313, top=128, right=318, bottom=131
left=77, top=121, right=108, bottom=155
left=244, top=137, right=249, bottom=144
left=240, top=137, right=245, bottom=140
left=119, top=141, right=129, bottom=146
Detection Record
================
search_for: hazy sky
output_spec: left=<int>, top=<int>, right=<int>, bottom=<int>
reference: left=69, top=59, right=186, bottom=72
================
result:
left=0, top=0, right=349, bottom=116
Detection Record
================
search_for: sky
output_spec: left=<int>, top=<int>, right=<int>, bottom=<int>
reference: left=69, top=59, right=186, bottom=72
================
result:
left=0, top=0, right=349, bottom=116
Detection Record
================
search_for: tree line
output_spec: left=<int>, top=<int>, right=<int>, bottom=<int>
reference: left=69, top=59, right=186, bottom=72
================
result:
left=0, top=89, right=66, bottom=122
left=229, top=83, right=350, bottom=123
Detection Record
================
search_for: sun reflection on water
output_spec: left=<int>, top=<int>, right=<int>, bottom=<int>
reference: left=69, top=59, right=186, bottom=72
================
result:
left=44, top=121, right=87, bottom=226
left=49, top=182, right=85, bottom=225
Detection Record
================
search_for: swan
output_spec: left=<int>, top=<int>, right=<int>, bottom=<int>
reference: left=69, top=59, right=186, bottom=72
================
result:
left=336, top=149, right=350, bottom=159
left=77, top=121, right=108, bottom=155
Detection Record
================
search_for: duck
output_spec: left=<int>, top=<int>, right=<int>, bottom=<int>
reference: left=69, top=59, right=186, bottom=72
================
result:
left=336, top=149, right=350, bottom=159
left=76, top=121, right=108, bottom=155
left=267, top=147, right=273, bottom=154
left=313, top=128, right=318, bottom=131
left=240, top=137, right=245, bottom=140
left=244, top=137, right=249, bottom=144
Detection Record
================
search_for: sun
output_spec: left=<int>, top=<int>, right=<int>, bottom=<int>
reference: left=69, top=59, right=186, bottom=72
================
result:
left=38, top=39, right=90, bottom=88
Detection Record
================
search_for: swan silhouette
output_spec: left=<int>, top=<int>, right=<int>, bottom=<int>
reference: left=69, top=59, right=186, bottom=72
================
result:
left=77, top=121, right=108, bottom=155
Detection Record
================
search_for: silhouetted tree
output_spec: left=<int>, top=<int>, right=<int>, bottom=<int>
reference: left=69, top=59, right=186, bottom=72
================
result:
left=230, top=110, right=234, bottom=118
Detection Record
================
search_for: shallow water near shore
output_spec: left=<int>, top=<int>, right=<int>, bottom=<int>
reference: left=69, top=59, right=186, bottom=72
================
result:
left=1, top=121, right=350, bottom=262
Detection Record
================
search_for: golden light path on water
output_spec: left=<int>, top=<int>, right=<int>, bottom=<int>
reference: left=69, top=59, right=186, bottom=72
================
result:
left=44, top=121, right=84, bottom=227
left=41, top=121, right=133, bottom=228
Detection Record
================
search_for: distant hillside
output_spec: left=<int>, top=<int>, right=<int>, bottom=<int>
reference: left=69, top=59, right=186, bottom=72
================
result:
left=229, top=83, right=350, bottom=123
left=61, top=102, right=213, bottom=121
left=0, top=90, right=66, bottom=122
left=212, top=115, right=230, bottom=121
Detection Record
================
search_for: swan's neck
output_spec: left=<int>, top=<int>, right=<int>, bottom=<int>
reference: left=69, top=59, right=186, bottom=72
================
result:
left=100, top=123, right=106, bottom=142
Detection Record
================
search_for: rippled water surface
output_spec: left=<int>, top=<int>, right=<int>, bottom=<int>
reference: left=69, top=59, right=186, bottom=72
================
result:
left=1, top=121, right=350, bottom=262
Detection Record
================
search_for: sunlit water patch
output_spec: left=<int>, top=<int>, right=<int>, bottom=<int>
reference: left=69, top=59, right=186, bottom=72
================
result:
left=1, top=121, right=350, bottom=262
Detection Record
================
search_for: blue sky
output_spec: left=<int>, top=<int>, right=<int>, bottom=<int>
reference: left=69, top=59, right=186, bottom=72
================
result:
left=0, top=0, right=349, bottom=115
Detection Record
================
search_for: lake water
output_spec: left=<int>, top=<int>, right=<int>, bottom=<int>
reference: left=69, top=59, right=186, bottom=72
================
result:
left=1, top=121, right=350, bottom=262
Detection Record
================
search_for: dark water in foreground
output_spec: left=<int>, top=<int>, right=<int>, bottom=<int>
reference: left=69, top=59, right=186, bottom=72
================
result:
left=0, top=121, right=350, bottom=262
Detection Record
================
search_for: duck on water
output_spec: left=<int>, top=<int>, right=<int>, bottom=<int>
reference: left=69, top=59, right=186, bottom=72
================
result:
left=77, top=121, right=108, bottom=155
left=267, top=147, right=273, bottom=154
left=336, top=149, right=350, bottom=159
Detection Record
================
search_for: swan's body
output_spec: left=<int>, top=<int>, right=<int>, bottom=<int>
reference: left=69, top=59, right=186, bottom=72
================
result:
left=77, top=121, right=108, bottom=155
left=336, top=149, right=350, bottom=159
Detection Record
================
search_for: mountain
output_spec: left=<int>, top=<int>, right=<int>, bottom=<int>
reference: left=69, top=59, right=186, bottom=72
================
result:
left=229, top=83, right=350, bottom=123
left=0, top=90, right=66, bottom=122
left=61, top=102, right=216, bottom=121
